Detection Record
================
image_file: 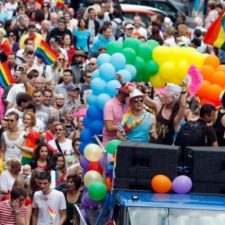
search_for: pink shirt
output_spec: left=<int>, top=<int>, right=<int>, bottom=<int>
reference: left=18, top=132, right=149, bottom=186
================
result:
left=102, top=97, right=129, bottom=145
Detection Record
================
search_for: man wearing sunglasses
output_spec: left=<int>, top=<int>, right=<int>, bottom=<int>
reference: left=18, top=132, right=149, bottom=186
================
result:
left=117, top=89, right=157, bottom=143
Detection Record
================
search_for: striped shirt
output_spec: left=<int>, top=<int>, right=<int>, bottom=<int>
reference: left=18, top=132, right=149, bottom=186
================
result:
left=0, top=201, right=27, bottom=225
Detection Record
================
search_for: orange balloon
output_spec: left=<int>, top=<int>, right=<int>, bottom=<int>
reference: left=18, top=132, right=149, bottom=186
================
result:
left=206, top=84, right=222, bottom=103
left=196, top=80, right=211, bottom=98
left=200, top=65, right=215, bottom=82
left=151, top=174, right=172, bottom=194
left=212, top=71, right=225, bottom=87
left=216, top=65, right=225, bottom=73
left=204, top=55, right=220, bottom=68
left=105, top=177, right=112, bottom=192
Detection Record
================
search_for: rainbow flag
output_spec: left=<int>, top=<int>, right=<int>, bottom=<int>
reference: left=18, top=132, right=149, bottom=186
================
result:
left=0, top=62, right=15, bottom=89
left=34, top=40, right=59, bottom=65
left=204, top=9, right=225, bottom=50
left=48, top=207, right=57, bottom=221
left=56, top=0, right=65, bottom=8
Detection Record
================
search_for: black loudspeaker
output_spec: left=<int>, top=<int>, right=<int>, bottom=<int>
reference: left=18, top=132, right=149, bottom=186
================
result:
left=187, top=147, right=225, bottom=183
left=192, top=182, right=225, bottom=194
left=115, top=142, right=180, bottom=190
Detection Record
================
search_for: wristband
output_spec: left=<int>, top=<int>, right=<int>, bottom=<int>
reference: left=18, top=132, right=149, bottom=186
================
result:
left=14, top=210, right=20, bottom=215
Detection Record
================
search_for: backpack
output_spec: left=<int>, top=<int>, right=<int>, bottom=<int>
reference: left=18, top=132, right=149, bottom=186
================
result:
left=175, top=120, right=206, bottom=147
left=113, top=19, right=123, bottom=40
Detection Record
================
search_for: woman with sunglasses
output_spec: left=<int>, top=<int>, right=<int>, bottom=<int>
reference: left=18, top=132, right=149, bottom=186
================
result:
left=117, top=89, right=157, bottom=143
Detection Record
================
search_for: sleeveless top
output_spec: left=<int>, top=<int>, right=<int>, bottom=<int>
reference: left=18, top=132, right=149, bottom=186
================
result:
left=156, top=106, right=175, bottom=145
left=213, top=109, right=225, bottom=146
left=3, top=131, right=25, bottom=161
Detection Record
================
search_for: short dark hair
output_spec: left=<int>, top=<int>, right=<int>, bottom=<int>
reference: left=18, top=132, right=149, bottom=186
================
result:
left=11, top=187, right=27, bottom=200
left=200, top=104, right=216, bottom=118
left=67, top=174, right=82, bottom=191
left=63, top=69, right=73, bottom=76
left=16, top=93, right=32, bottom=106
left=39, top=171, right=51, bottom=182
left=33, top=89, right=43, bottom=96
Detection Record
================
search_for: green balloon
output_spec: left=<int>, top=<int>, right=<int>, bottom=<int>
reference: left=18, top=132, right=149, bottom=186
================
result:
left=105, top=139, right=121, bottom=154
left=88, top=182, right=107, bottom=201
left=122, top=48, right=136, bottom=64
left=123, top=38, right=140, bottom=53
left=146, top=39, right=159, bottom=50
left=145, top=60, right=159, bottom=79
left=133, top=56, right=146, bottom=82
left=138, top=43, right=153, bottom=62
left=107, top=41, right=123, bottom=55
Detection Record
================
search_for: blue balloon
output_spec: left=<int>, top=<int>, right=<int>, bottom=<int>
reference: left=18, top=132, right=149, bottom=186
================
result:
left=90, top=77, right=106, bottom=95
left=92, top=69, right=99, bottom=79
left=87, top=105, right=103, bottom=120
left=110, top=53, right=126, bottom=71
left=99, top=63, right=116, bottom=82
left=83, top=116, right=91, bottom=128
left=97, top=93, right=111, bottom=110
left=86, top=93, right=97, bottom=105
left=117, top=69, right=132, bottom=82
left=105, top=80, right=120, bottom=97
left=125, top=64, right=137, bottom=79
left=80, top=128, right=93, bottom=143
left=89, top=120, right=104, bottom=135
left=96, top=53, right=111, bottom=67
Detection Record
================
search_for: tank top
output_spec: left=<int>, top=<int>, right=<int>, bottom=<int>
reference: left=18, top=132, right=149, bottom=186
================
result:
left=156, top=106, right=175, bottom=145
left=213, top=109, right=225, bottom=146
left=3, top=130, right=25, bottom=161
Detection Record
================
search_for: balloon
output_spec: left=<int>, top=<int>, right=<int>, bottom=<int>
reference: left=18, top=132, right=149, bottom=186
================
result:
left=107, top=41, right=123, bottom=55
left=204, top=55, right=220, bottom=68
left=86, top=93, right=97, bottom=106
left=176, top=60, right=189, bottom=80
left=89, top=120, right=104, bottom=135
left=122, top=48, right=136, bottom=64
left=196, top=80, right=211, bottom=98
left=200, top=65, right=215, bottom=82
left=212, top=71, right=225, bottom=87
left=149, top=75, right=165, bottom=88
left=172, top=175, right=192, bottom=194
left=133, top=56, right=146, bottom=81
left=159, top=61, right=176, bottom=82
left=105, top=139, right=121, bottom=154
left=80, top=128, right=93, bottom=143
left=82, top=192, right=102, bottom=208
left=117, top=69, right=132, bottom=82
left=138, top=43, right=153, bottom=61
left=151, top=174, right=172, bottom=193
left=87, top=105, right=103, bottom=120
left=206, top=84, right=222, bottom=103
left=145, top=60, right=159, bottom=78
left=79, top=142, right=89, bottom=155
left=90, top=77, right=106, bottom=95
left=84, top=170, right=103, bottom=187
left=146, top=39, right=159, bottom=49
left=84, top=144, right=103, bottom=162
left=123, top=38, right=140, bottom=53
left=96, top=53, right=111, bottom=67
left=125, top=64, right=137, bottom=80
left=99, top=63, right=116, bottom=82
left=216, top=65, right=225, bottom=72
left=106, top=177, right=112, bottom=191
left=88, top=161, right=103, bottom=174
left=96, top=93, right=111, bottom=110
left=88, top=182, right=107, bottom=201
left=83, top=116, right=91, bottom=128
left=105, top=80, right=120, bottom=97
left=92, top=69, right=99, bottom=79
left=110, top=53, right=126, bottom=71
left=152, top=46, right=170, bottom=65
left=80, top=155, right=90, bottom=170
left=99, top=154, right=112, bottom=168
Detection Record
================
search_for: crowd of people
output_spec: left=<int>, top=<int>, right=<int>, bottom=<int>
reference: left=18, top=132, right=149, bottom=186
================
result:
left=0, top=0, right=224, bottom=224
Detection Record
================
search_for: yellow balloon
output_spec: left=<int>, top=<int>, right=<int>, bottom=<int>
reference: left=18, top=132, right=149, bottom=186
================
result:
left=152, top=46, right=170, bottom=65
left=176, top=60, right=190, bottom=80
left=159, top=61, right=176, bottom=82
left=84, top=170, right=103, bottom=187
left=84, top=144, right=103, bottom=162
left=149, top=75, right=166, bottom=88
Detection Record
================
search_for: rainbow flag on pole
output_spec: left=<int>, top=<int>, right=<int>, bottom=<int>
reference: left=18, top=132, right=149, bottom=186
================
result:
left=34, top=40, right=59, bottom=65
left=204, top=9, right=225, bottom=50
left=48, top=207, right=57, bottom=222
left=0, top=62, right=15, bottom=89
left=56, top=0, right=65, bottom=8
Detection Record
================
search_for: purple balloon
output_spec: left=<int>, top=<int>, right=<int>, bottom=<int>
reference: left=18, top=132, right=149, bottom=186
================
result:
left=80, top=208, right=88, bottom=222
left=99, top=154, right=112, bottom=168
left=82, top=192, right=102, bottom=208
left=172, top=175, right=192, bottom=194
left=80, top=156, right=90, bottom=170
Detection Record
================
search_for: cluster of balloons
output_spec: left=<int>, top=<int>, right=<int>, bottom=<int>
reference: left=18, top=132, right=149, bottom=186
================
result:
left=151, top=174, right=192, bottom=194
left=197, top=55, right=225, bottom=105
left=107, top=38, right=159, bottom=82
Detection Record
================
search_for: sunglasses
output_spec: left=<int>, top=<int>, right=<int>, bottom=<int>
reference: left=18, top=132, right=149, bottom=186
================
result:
left=133, top=98, right=144, bottom=104
left=55, top=128, right=63, bottom=131
left=58, top=58, right=64, bottom=61
left=2, top=118, right=8, bottom=122
left=8, top=119, right=16, bottom=122
left=89, top=63, right=95, bottom=66
left=85, top=76, right=91, bottom=79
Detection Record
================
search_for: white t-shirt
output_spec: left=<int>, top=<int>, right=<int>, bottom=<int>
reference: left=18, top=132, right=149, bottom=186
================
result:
left=4, top=2, right=18, bottom=19
left=0, top=170, right=15, bottom=193
left=32, top=189, right=66, bottom=225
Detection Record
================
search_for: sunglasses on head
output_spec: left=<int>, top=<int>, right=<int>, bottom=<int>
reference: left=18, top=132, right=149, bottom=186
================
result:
left=133, top=98, right=144, bottom=104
